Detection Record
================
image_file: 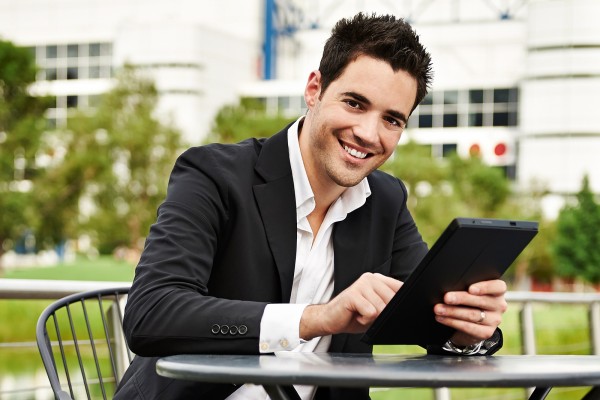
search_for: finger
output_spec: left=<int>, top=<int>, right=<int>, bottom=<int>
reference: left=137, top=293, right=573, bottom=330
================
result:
left=372, top=273, right=403, bottom=293
left=444, top=291, right=507, bottom=314
left=468, top=279, right=507, bottom=296
left=354, top=273, right=402, bottom=310
left=434, top=304, right=501, bottom=327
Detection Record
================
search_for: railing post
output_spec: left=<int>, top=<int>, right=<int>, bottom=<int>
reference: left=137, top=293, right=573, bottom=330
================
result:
left=108, top=296, right=132, bottom=379
left=520, top=302, right=536, bottom=355
left=434, top=387, right=451, bottom=400
left=590, top=302, right=600, bottom=355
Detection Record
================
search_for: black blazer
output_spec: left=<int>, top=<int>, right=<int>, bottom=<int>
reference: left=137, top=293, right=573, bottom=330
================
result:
left=115, top=126, right=429, bottom=399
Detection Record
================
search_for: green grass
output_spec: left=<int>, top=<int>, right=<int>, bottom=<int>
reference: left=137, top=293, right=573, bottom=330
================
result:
left=4, top=255, right=135, bottom=282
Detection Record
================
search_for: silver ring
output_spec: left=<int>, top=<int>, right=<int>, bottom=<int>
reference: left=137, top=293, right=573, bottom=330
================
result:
left=477, top=310, right=486, bottom=324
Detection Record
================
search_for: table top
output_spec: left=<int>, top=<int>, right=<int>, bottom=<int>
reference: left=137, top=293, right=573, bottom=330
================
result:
left=156, top=353, right=600, bottom=388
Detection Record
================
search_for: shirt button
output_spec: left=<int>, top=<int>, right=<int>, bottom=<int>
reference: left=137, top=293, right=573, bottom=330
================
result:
left=211, top=324, right=220, bottom=334
left=280, top=339, right=289, bottom=348
left=260, top=342, right=269, bottom=352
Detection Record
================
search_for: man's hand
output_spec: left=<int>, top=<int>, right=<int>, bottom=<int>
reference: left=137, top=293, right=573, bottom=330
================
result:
left=299, top=273, right=402, bottom=341
left=434, top=279, right=507, bottom=346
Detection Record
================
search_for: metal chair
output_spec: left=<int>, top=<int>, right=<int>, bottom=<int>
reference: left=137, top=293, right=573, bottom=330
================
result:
left=36, top=287, right=132, bottom=400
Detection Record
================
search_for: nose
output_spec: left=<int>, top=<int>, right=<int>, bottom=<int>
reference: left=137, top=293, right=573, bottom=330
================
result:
left=352, top=113, right=379, bottom=146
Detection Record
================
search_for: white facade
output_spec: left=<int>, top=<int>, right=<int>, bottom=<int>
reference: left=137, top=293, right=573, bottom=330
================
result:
left=0, top=0, right=599, bottom=216
left=518, top=0, right=600, bottom=197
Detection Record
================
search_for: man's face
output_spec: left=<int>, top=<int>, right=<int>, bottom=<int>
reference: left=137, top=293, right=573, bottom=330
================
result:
left=300, top=55, right=418, bottom=190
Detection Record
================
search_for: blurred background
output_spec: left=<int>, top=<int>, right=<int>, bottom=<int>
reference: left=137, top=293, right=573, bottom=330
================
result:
left=1, top=0, right=600, bottom=399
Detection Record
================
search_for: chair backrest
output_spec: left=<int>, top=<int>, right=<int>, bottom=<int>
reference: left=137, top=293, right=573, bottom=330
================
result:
left=36, top=287, right=132, bottom=400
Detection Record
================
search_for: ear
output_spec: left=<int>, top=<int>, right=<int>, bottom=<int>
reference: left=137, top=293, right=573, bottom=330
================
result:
left=304, top=70, right=322, bottom=110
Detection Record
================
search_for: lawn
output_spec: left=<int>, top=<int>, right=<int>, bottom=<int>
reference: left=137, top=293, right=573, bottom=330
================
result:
left=4, top=255, right=135, bottom=282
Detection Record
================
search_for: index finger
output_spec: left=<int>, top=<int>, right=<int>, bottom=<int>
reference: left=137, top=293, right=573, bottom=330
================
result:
left=468, top=279, right=507, bottom=296
left=372, top=273, right=403, bottom=291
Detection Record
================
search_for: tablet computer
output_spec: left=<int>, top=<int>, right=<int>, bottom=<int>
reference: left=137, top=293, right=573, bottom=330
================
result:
left=362, top=217, right=538, bottom=345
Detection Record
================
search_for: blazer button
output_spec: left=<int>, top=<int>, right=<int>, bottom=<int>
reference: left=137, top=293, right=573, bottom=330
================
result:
left=238, top=325, right=248, bottom=335
left=220, top=325, right=230, bottom=335
left=211, top=324, right=220, bottom=334
left=229, top=325, right=238, bottom=335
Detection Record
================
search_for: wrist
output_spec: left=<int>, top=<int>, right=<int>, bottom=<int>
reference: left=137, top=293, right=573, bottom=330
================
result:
left=300, top=304, right=328, bottom=341
left=443, top=339, right=484, bottom=355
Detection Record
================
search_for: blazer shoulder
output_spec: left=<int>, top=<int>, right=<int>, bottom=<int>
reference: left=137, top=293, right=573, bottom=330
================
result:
left=180, top=138, right=263, bottom=168
left=368, top=169, right=409, bottom=205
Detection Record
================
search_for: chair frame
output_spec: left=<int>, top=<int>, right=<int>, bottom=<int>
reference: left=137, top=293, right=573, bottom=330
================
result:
left=36, top=287, right=132, bottom=400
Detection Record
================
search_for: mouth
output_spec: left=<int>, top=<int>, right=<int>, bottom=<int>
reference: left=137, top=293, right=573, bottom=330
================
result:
left=342, top=143, right=369, bottom=159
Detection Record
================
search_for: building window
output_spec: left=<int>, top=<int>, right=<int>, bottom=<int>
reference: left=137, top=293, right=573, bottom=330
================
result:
left=418, top=114, right=433, bottom=128
left=33, top=42, right=113, bottom=82
left=66, top=95, right=78, bottom=108
left=46, top=45, right=57, bottom=59
left=31, top=42, right=113, bottom=128
left=410, top=87, right=518, bottom=129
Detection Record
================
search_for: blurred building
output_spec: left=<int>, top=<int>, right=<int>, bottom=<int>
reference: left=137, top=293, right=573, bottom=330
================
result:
left=0, top=0, right=263, bottom=144
left=0, top=0, right=599, bottom=217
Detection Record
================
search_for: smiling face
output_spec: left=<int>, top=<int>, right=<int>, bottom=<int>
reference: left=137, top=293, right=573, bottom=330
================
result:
left=299, top=55, right=418, bottom=196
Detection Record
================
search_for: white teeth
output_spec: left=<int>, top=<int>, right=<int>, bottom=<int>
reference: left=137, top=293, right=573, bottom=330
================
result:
left=343, top=145, right=367, bottom=159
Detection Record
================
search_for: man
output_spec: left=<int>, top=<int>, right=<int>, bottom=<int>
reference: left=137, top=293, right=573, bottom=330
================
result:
left=115, top=12, right=506, bottom=400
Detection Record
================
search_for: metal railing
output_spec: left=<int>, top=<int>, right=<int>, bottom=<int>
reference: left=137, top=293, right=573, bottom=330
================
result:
left=0, top=278, right=132, bottom=300
left=2, top=279, right=600, bottom=399
left=506, top=291, right=600, bottom=356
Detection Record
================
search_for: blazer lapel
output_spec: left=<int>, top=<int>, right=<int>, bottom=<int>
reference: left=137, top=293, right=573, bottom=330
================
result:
left=329, top=197, right=373, bottom=353
left=253, top=129, right=297, bottom=302
left=332, top=197, right=373, bottom=296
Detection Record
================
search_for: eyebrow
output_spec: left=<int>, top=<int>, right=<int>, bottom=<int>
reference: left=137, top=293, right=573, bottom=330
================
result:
left=342, top=91, right=408, bottom=125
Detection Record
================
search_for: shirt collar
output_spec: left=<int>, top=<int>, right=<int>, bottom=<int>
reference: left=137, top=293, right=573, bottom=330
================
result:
left=287, top=117, right=371, bottom=223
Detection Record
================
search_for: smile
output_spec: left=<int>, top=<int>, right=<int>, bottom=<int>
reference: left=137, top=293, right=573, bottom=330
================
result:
left=343, top=145, right=368, bottom=159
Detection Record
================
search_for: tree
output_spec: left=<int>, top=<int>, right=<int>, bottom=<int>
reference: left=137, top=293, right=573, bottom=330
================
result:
left=447, top=155, right=511, bottom=217
left=207, top=98, right=296, bottom=144
left=552, top=175, right=600, bottom=284
left=34, top=65, right=183, bottom=255
left=0, top=39, right=50, bottom=272
left=382, top=142, right=453, bottom=244
left=383, top=143, right=511, bottom=245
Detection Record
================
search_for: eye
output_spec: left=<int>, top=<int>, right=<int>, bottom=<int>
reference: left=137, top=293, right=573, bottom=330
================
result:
left=384, top=116, right=405, bottom=129
left=345, top=99, right=361, bottom=109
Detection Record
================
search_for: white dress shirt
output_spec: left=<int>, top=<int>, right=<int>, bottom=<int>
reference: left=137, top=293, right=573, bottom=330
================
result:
left=227, top=117, right=371, bottom=400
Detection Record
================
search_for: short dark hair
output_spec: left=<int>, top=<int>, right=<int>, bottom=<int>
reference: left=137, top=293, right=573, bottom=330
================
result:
left=318, top=13, right=433, bottom=112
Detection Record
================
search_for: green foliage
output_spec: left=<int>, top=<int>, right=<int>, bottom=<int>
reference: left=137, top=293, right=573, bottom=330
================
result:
left=0, top=39, right=51, bottom=269
left=207, top=97, right=296, bottom=143
left=525, top=220, right=556, bottom=283
left=33, top=65, right=183, bottom=252
left=383, top=142, right=511, bottom=245
left=552, top=175, right=600, bottom=283
left=447, top=154, right=511, bottom=216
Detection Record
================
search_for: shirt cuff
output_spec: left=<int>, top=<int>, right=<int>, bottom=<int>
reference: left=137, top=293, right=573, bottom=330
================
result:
left=259, top=303, right=308, bottom=353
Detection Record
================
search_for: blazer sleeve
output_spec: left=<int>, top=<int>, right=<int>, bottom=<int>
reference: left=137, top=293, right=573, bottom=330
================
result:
left=123, top=147, right=269, bottom=357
